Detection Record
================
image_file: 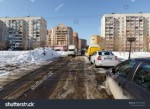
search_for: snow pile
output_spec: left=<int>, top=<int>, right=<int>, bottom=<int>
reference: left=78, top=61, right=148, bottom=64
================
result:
left=0, top=51, right=28, bottom=67
left=10, top=47, right=60, bottom=65
left=56, top=51, right=68, bottom=57
left=0, top=47, right=67, bottom=67
left=0, top=70, right=10, bottom=77
left=113, top=52, right=150, bottom=61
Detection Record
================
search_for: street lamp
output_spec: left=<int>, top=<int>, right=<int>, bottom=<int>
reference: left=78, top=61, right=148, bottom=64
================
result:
left=127, top=37, right=136, bottom=60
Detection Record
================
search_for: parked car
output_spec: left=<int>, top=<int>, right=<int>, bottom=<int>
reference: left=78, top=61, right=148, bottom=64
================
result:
left=81, top=49, right=86, bottom=56
left=104, top=58, right=150, bottom=99
left=90, top=51, right=119, bottom=67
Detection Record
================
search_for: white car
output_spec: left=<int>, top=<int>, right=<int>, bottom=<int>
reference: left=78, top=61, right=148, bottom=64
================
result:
left=90, top=51, right=119, bottom=67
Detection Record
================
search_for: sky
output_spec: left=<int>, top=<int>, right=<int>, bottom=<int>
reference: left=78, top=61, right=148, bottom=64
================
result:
left=0, top=0, right=150, bottom=44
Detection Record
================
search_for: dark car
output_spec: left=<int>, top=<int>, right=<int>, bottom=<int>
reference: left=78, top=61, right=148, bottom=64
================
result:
left=104, top=58, right=150, bottom=99
left=81, top=49, right=86, bottom=56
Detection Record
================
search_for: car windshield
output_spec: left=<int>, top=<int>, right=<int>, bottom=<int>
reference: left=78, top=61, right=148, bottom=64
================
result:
left=99, top=51, right=114, bottom=55
left=69, top=49, right=74, bottom=51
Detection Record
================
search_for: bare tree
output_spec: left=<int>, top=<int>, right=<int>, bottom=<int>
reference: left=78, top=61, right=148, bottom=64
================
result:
left=143, top=35, right=149, bottom=52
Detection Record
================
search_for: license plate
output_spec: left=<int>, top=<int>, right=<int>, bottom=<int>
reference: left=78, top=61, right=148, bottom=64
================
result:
left=104, top=58, right=112, bottom=60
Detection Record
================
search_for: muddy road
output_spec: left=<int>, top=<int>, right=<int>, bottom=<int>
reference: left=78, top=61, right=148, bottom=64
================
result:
left=0, top=56, right=113, bottom=99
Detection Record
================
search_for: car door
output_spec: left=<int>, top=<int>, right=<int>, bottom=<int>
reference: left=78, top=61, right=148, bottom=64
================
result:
left=130, top=62, right=150, bottom=99
left=107, top=60, right=137, bottom=99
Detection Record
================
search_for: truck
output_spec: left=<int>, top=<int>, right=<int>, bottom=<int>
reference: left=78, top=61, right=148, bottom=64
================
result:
left=67, top=45, right=76, bottom=56
left=85, top=44, right=101, bottom=60
left=54, top=46, right=67, bottom=51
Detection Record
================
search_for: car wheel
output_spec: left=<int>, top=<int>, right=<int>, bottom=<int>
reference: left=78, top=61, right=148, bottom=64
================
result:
left=89, top=56, right=91, bottom=61
left=104, top=81, right=112, bottom=96
left=90, top=60, right=93, bottom=64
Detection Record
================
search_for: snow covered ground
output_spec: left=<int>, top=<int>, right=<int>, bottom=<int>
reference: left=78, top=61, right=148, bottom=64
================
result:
left=0, top=47, right=68, bottom=78
left=113, top=52, right=150, bottom=61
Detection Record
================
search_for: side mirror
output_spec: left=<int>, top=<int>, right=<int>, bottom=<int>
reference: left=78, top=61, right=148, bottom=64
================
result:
left=112, top=67, right=116, bottom=74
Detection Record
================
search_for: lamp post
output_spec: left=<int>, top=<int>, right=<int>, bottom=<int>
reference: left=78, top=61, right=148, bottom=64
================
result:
left=127, top=37, right=136, bottom=60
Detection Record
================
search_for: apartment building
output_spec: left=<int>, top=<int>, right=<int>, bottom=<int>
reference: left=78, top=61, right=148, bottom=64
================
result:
left=7, top=20, right=28, bottom=49
left=0, top=20, right=7, bottom=49
left=0, top=16, right=47, bottom=49
left=90, top=35, right=105, bottom=49
left=78, top=38, right=87, bottom=50
left=48, top=24, right=73, bottom=50
left=47, top=30, right=52, bottom=47
left=90, top=35, right=101, bottom=45
left=101, top=13, right=150, bottom=51
left=73, top=32, right=79, bottom=49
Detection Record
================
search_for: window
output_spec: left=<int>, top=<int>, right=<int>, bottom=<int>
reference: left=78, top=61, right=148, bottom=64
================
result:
left=115, top=60, right=137, bottom=78
left=134, top=63, right=150, bottom=91
left=98, top=52, right=102, bottom=55
left=101, top=51, right=113, bottom=55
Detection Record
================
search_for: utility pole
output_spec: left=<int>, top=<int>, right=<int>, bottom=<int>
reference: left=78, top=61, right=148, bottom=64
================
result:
left=127, top=37, right=136, bottom=60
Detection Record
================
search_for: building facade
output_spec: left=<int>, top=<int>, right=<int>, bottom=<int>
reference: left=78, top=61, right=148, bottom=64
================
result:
left=47, top=24, right=73, bottom=50
left=0, top=16, right=47, bottom=50
left=78, top=38, right=87, bottom=50
left=101, top=13, right=150, bottom=51
left=90, top=35, right=101, bottom=45
left=73, top=32, right=79, bottom=49
left=7, top=20, right=27, bottom=49
left=0, top=20, right=7, bottom=50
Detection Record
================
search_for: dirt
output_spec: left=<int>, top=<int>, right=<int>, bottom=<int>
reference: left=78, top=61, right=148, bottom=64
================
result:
left=49, top=57, right=113, bottom=99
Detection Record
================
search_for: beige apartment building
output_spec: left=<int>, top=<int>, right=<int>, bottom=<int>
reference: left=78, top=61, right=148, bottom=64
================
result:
left=101, top=13, right=150, bottom=51
left=47, top=24, right=73, bottom=50
left=90, top=35, right=105, bottom=49
left=0, top=16, right=47, bottom=49
left=90, top=35, right=101, bottom=45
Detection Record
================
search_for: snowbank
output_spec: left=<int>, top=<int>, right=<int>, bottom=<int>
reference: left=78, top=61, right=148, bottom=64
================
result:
left=56, top=51, right=68, bottom=57
left=0, top=47, right=67, bottom=78
left=0, top=47, right=68, bottom=67
left=113, top=52, right=150, bottom=61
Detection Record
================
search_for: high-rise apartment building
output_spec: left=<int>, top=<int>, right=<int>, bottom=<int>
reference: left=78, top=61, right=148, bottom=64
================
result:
left=7, top=20, right=27, bottom=49
left=0, top=16, right=47, bottom=49
left=47, top=24, right=73, bottom=50
left=101, top=13, right=150, bottom=51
